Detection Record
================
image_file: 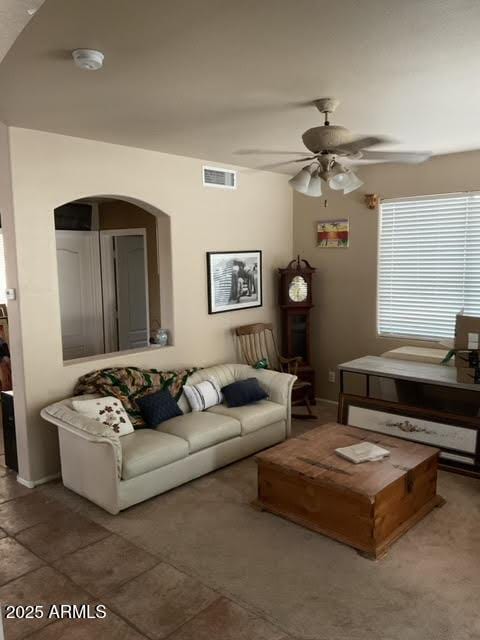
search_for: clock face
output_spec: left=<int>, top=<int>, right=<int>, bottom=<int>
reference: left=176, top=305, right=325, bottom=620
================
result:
left=288, top=275, right=308, bottom=302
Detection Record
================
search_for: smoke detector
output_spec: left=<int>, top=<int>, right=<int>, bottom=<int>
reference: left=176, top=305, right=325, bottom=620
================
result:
left=72, top=49, right=104, bottom=71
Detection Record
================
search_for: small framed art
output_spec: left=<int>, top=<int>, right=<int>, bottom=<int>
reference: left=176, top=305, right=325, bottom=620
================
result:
left=317, top=219, right=349, bottom=248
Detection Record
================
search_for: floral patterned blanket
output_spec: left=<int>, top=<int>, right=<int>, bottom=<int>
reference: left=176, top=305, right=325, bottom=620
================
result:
left=74, top=366, right=197, bottom=428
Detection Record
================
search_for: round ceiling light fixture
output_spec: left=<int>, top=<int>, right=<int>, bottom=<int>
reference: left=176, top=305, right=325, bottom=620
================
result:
left=72, top=49, right=105, bottom=71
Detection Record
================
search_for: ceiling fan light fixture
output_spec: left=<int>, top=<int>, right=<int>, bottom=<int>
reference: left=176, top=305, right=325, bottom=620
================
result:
left=288, top=164, right=314, bottom=194
left=244, top=96, right=432, bottom=198
left=306, top=170, right=322, bottom=197
left=328, top=166, right=350, bottom=190
left=343, top=172, right=364, bottom=194
left=327, top=163, right=364, bottom=193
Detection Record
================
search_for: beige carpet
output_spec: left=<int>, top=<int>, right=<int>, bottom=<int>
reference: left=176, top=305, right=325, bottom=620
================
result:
left=41, top=403, right=480, bottom=640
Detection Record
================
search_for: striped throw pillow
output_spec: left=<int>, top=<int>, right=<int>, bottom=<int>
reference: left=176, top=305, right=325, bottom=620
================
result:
left=183, top=379, right=223, bottom=412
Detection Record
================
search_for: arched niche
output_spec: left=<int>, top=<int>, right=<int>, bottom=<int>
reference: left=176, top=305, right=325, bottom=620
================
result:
left=53, top=194, right=173, bottom=361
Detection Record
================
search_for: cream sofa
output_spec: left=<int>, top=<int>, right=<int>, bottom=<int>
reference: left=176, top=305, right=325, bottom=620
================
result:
left=41, top=364, right=296, bottom=514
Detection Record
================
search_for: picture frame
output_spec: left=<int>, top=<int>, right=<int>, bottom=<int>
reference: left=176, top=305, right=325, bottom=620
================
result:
left=317, top=218, right=349, bottom=248
left=338, top=393, right=480, bottom=477
left=206, top=250, right=262, bottom=314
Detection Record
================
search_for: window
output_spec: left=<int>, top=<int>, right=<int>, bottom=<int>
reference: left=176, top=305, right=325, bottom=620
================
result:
left=378, top=193, right=480, bottom=340
left=0, top=232, right=6, bottom=305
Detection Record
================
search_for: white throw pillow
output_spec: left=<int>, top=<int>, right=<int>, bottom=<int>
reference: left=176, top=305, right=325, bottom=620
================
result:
left=72, top=396, right=134, bottom=436
left=183, top=379, right=223, bottom=412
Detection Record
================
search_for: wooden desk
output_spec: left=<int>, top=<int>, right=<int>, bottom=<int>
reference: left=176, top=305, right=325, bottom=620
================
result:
left=338, top=357, right=480, bottom=477
left=338, top=355, right=473, bottom=392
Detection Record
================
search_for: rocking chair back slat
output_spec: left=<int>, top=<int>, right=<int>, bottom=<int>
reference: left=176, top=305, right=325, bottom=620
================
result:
left=253, top=331, right=263, bottom=364
left=235, top=323, right=280, bottom=370
left=234, top=322, right=316, bottom=420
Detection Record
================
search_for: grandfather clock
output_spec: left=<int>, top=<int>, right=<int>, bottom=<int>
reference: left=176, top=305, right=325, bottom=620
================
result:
left=278, top=256, right=316, bottom=403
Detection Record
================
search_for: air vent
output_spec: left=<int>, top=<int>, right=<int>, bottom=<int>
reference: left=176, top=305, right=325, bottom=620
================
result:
left=203, top=166, right=237, bottom=189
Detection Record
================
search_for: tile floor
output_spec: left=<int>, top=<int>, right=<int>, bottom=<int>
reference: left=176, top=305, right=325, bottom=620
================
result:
left=1, top=403, right=478, bottom=640
left=0, top=407, right=333, bottom=640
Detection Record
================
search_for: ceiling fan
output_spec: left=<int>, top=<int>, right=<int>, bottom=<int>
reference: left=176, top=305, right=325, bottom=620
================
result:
left=240, top=98, right=432, bottom=197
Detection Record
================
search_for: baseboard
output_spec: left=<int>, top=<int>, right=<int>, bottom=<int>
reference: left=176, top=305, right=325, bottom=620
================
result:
left=315, top=397, right=339, bottom=406
left=17, top=473, right=61, bottom=489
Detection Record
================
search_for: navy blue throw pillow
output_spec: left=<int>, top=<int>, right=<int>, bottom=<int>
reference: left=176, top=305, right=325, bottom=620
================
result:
left=221, top=378, right=268, bottom=408
left=136, top=389, right=182, bottom=428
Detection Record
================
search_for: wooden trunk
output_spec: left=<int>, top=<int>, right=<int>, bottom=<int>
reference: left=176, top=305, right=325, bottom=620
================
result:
left=255, top=424, right=444, bottom=559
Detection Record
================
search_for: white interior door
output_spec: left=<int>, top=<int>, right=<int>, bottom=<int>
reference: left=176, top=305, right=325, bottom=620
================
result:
left=56, top=230, right=104, bottom=360
left=115, top=234, right=149, bottom=350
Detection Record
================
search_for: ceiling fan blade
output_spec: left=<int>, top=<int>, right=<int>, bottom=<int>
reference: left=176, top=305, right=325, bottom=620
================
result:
left=253, top=157, right=316, bottom=170
left=334, top=135, right=391, bottom=154
left=359, top=150, right=432, bottom=164
left=235, top=149, right=309, bottom=156
left=241, top=157, right=316, bottom=173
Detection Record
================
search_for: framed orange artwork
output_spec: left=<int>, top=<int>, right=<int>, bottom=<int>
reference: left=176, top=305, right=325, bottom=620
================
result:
left=317, top=219, right=349, bottom=248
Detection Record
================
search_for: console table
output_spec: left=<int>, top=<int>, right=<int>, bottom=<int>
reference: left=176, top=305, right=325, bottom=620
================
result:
left=338, top=356, right=480, bottom=477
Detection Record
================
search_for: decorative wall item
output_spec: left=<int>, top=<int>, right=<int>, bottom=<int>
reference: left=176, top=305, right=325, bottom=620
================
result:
left=317, top=219, right=349, bottom=248
left=365, top=193, right=380, bottom=210
left=207, top=250, right=262, bottom=314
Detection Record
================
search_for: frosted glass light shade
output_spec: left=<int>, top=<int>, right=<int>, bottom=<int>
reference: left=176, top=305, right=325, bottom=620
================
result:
left=343, top=172, right=364, bottom=194
left=329, top=169, right=364, bottom=194
left=288, top=166, right=312, bottom=194
left=328, top=170, right=351, bottom=190
left=306, top=171, right=322, bottom=197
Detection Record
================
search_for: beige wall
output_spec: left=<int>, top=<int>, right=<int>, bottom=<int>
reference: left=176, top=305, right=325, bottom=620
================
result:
left=99, top=200, right=161, bottom=332
left=0, top=123, right=32, bottom=476
left=293, top=150, right=480, bottom=401
left=0, top=122, right=31, bottom=476
left=6, top=127, right=293, bottom=483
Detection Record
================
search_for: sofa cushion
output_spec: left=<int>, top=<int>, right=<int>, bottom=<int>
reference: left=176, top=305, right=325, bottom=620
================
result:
left=221, top=378, right=268, bottom=408
left=183, top=379, right=223, bottom=412
left=136, top=389, right=182, bottom=428
left=121, top=430, right=189, bottom=480
left=207, top=400, right=286, bottom=435
left=160, top=411, right=241, bottom=453
left=72, top=396, right=135, bottom=436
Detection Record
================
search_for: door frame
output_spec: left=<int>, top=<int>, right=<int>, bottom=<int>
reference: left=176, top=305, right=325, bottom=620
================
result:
left=99, top=228, right=150, bottom=353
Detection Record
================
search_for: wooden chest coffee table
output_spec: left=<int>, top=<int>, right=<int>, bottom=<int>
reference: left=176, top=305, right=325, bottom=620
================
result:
left=254, top=423, right=444, bottom=559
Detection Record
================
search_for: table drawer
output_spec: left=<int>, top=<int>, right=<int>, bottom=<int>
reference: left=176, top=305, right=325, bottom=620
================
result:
left=346, top=405, right=477, bottom=454
left=338, top=394, right=480, bottom=478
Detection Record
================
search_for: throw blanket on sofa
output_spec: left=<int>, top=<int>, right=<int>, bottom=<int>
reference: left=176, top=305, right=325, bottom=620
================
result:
left=74, top=366, right=197, bottom=428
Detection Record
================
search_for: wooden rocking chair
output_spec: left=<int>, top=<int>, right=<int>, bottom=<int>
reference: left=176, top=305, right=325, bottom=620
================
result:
left=234, top=322, right=316, bottom=419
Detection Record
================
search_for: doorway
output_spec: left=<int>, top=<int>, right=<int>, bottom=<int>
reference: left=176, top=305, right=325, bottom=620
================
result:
left=100, top=229, right=149, bottom=352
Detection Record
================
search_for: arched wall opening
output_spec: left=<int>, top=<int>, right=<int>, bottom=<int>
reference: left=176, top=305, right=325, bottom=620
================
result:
left=53, top=194, right=173, bottom=362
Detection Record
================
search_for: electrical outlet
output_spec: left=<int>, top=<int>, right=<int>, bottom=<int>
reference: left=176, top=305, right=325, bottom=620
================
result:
left=328, top=370, right=336, bottom=383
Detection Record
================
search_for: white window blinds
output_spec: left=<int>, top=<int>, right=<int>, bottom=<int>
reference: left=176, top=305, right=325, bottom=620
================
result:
left=378, top=193, right=480, bottom=340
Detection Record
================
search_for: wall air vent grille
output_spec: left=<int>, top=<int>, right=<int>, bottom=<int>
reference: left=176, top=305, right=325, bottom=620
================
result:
left=203, top=166, right=237, bottom=189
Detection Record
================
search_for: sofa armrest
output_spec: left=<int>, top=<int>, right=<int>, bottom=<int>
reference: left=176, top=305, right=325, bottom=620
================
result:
left=41, top=401, right=122, bottom=477
left=249, top=368, right=296, bottom=405
left=248, top=368, right=297, bottom=436
left=41, top=400, right=122, bottom=514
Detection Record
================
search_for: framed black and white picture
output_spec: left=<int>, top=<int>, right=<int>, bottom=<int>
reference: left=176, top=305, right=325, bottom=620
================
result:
left=207, top=250, right=262, bottom=314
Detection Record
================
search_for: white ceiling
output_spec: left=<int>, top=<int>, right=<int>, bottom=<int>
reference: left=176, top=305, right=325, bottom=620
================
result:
left=0, top=0, right=479, bottom=173
left=0, top=0, right=45, bottom=64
